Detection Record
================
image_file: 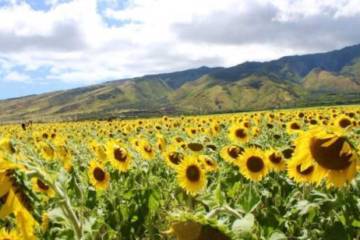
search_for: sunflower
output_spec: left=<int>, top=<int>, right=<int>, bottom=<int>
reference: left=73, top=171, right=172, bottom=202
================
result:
left=0, top=229, right=20, bottom=240
left=166, top=211, right=234, bottom=240
left=187, top=142, right=204, bottom=154
left=0, top=171, right=12, bottom=198
left=333, top=114, right=353, bottom=131
left=163, top=146, right=185, bottom=169
left=88, top=160, right=110, bottom=190
left=177, top=156, right=207, bottom=196
left=106, top=141, right=132, bottom=172
left=266, top=149, right=286, bottom=172
left=138, top=140, right=155, bottom=160
left=287, top=160, right=318, bottom=184
left=292, top=127, right=358, bottom=187
left=198, top=155, right=218, bottom=172
left=15, top=208, right=37, bottom=240
left=286, top=121, right=303, bottom=134
left=156, top=134, right=167, bottom=152
left=36, top=142, right=55, bottom=161
left=220, top=145, right=244, bottom=165
left=0, top=189, right=23, bottom=219
left=31, top=177, right=55, bottom=198
left=228, top=124, right=249, bottom=144
left=236, top=148, right=269, bottom=181
left=89, top=140, right=107, bottom=162
left=55, top=145, right=73, bottom=172
left=0, top=138, right=16, bottom=159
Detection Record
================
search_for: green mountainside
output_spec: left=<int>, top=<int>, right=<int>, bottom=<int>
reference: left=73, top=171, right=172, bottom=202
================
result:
left=1, top=44, right=360, bottom=122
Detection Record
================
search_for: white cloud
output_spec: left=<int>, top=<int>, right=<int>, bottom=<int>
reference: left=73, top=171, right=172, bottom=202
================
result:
left=0, top=0, right=359, bottom=87
left=3, top=71, right=31, bottom=82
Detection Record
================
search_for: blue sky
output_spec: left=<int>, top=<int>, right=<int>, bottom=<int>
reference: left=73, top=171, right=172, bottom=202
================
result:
left=0, top=0, right=359, bottom=99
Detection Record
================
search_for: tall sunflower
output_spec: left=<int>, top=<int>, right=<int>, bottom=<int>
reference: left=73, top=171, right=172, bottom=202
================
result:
left=292, top=127, right=358, bottom=187
left=88, top=160, right=110, bottom=190
left=106, top=141, right=132, bottom=172
left=177, top=156, right=207, bottom=196
left=236, top=148, right=269, bottom=181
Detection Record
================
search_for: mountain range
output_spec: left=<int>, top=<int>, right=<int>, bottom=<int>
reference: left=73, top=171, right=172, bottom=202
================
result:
left=1, top=44, right=360, bottom=122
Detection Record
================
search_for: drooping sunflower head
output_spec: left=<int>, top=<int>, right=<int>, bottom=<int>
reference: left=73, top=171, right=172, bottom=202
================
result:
left=88, top=160, right=110, bottom=190
left=166, top=211, right=234, bottom=240
left=236, top=148, right=269, bottom=182
left=177, top=156, right=207, bottom=196
left=187, top=142, right=204, bottom=153
left=292, top=127, right=359, bottom=187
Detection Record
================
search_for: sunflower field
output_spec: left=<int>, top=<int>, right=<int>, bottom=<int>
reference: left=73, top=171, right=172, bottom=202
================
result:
left=0, top=105, right=359, bottom=240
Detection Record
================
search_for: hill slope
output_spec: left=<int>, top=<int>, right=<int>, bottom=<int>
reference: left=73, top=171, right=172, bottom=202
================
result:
left=1, top=44, right=360, bottom=122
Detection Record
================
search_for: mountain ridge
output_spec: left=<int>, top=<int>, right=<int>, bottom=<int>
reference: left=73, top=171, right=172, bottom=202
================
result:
left=1, top=44, right=360, bottom=122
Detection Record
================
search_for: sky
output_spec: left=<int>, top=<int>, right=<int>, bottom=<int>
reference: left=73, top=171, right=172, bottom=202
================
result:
left=0, top=0, right=360, bottom=99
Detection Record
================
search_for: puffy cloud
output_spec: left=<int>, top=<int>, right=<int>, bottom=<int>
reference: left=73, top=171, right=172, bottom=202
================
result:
left=173, top=0, right=360, bottom=51
left=0, top=0, right=359, bottom=99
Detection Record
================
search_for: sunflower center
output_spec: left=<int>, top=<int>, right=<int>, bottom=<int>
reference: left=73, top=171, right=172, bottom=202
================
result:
left=93, top=167, right=106, bottom=182
left=227, top=146, right=244, bottom=159
left=114, top=148, right=127, bottom=162
left=187, top=143, right=204, bottom=151
left=186, top=165, right=201, bottom=182
left=205, top=159, right=214, bottom=166
left=246, top=156, right=264, bottom=173
left=290, top=123, right=300, bottom=130
left=269, top=153, right=282, bottom=164
left=235, top=129, right=247, bottom=138
left=282, top=148, right=294, bottom=159
left=37, top=179, right=50, bottom=191
left=310, top=137, right=352, bottom=170
left=296, top=165, right=314, bottom=175
left=144, top=145, right=152, bottom=153
left=339, top=118, right=351, bottom=128
left=169, top=152, right=183, bottom=165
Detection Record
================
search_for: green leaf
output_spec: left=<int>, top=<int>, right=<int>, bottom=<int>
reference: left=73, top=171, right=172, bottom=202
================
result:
left=214, top=183, right=225, bottom=205
left=269, top=231, right=287, bottom=240
left=232, top=213, right=255, bottom=234
left=238, top=184, right=261, bottom=213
